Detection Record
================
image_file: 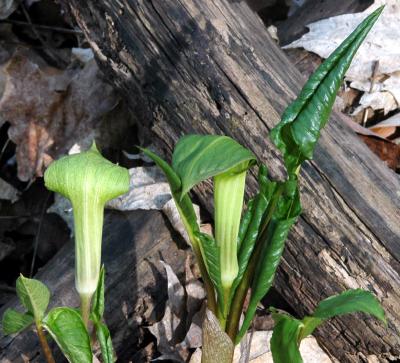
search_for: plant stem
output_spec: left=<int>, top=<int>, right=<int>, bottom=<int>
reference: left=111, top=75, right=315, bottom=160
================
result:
left=80, top=293, right=92, bottom=329
left=226, top=185, right=284, bottom=341
left=36, top=323, right=56, bottom=363
left=193, top=242, right=218, bottom=314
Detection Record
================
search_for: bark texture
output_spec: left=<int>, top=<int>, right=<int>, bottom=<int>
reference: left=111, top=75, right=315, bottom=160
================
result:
left=0, top=210, right=187, bottom=362
left=54, top=0, right=400, bottom=361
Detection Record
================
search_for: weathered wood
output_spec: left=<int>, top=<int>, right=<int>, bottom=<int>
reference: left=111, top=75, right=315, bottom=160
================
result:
left=59, top=1, right=400, bottom=361
left=0, top=210, right=187, bottom=362
left=277, top=0, right=373, bottom=45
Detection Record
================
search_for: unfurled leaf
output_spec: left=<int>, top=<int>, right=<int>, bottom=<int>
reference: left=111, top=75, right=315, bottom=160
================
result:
left=236, top=181, right=301, bottom=342
left=314, top=288, right=386, bottom=322
left=43, top=307, right=92, bottom=363
left=270, top=310, right=303, bottom=363
left=270, top=7, right=384, bottom=175
left=95, top=321, right=115, bottom=363
left=298, top=288, right=387, bottom=340
left=172, top=135, right=256, bottom=198
left=16, top=275, right=50, bottom=323
left=270, top=289, right=386, bottom=363
left=2, top=308, right=34, bottom=335
left=140, top=147, right=199, bottom=237
left=91, top=266, right=105, bottom=323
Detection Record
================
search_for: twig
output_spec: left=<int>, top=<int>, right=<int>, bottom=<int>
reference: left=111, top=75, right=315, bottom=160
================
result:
left=0, top=138, right=11, bottom=162
left=0, top=19, right=83, bottom=35
left=362, top=60, right=380, bottom=127
left=20, top=3, right=67, bottom=68
left=29, top=192, right=51, bottom=277
left=0, top=284, right=16, bottom=293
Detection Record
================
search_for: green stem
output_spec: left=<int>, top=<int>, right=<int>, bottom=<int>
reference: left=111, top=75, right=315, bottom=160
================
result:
left=80, top=293, right=92, bottom=330
left=36, top=323, right=56, bottom=363
left=226, top=184, right=284, bottom=341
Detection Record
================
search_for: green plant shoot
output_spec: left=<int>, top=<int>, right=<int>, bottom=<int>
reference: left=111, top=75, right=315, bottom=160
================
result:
left=44, top=143, right=130, bottom=326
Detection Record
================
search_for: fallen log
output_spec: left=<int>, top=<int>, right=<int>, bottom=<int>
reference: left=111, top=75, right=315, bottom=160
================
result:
left=0, top=210, right=187, bottom=362
left=57, top=0, right=400, bottom=361
left=276, top=0, right=373, bottom=45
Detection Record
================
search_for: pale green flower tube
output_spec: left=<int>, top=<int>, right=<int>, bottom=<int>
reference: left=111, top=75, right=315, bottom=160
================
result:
left=214, top=162, right=248, bottom=298
left=44, top=143, right=130, bottom=325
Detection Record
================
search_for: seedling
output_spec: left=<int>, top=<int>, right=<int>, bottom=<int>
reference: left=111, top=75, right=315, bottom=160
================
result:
left=143, top=6, right=386, bottom=363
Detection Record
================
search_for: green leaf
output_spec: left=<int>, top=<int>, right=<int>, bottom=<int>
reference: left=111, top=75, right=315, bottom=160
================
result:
left=298, top=289, right=386, bottom=340
left=270, top=7, right=384, bottom=175
left=91, top=266, right=105, bottom=323
left=236, top=181, right=301, bottom=342
left=2, top=309, right=34, bottom=335
left=43, top=307, right=92, bottom=363
left=270, top=309, right=303, bottom=363
left=300, top=289, right=385, bottom=341
left=16, top=275, right=50, bottom=323
left=95, top=321, right=115, bottom=363
left=196, top=232, right=224, bottom=310
left=172, top=135, right=256, bottom=198
left=230, top=165, right=276, bottom=303
left=313, top=289, right=386, bottom=322
left=140, top=147, right=199, bottom=237
left=237, top=198, right=255, bottom=250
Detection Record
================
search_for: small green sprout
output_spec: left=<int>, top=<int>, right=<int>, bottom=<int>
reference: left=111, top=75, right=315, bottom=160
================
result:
left=44, top=143, right=129, bottom=326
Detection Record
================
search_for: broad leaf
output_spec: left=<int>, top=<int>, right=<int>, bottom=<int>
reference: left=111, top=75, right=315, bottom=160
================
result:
left=172, top=135, right=256, bottom=198
left=43, top=307, right=92, bottom=363
left=2, top=308, right=34, bottom=335
left=91, top=265, right=105, bottom=323
left=270, top=7, right=384, bottom=175
left=196, top=232, right=224, bottom=310
left=270, top=310, right=303, bottom=363
left=16, top=275, right=50, bottom=323
left=95, top=321, right=115, bottom=363
left=140, top=147, right=199, bottom=236
left=236, top=181, right=301, bottom=342
left=299, top=289, right=386, bottom=340
left=313, top=288, right=386, bottom=322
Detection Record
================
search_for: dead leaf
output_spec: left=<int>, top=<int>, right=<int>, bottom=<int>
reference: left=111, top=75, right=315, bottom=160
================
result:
left=0, top=49, right=118, bottom=181
left=369, top=112, right=400, bottom=138
left=0, top=178, right=19, bottom=202
left=359, top=135, right=400, bottom=171
left=0, top=0, right=18, bottom=20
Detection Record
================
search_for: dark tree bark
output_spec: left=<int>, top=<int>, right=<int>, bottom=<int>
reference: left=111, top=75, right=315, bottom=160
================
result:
left=41, top=0, right=400, bottom=361
left=0, top=210, right=187, bottom=362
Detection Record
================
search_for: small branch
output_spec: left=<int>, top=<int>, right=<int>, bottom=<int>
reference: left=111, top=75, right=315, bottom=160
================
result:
left=0, top=19, right=83, bottom=35
left=36, top=324, right=56, bottom=363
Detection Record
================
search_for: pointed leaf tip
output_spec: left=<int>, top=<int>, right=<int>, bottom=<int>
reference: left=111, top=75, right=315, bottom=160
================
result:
left=270, top=7, right=383, bottom=175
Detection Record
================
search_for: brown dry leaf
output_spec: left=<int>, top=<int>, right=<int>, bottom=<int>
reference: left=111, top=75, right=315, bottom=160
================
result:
left=369, top=113, right=400, bottom=139
left=0, top=49, right=118, bottom=181
left=359, top=135, right=400, bottom=171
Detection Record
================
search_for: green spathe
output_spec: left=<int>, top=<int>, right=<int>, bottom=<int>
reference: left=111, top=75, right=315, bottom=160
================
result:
left=44, top=143, right=130, bottom=299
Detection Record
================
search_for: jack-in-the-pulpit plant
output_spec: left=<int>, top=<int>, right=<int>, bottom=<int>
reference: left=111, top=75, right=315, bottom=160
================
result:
left=143, top=6, right=386, bottom=363
left=44, top=143, right=130, bottom=326
left=2, top=144, right=129, bottom=363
